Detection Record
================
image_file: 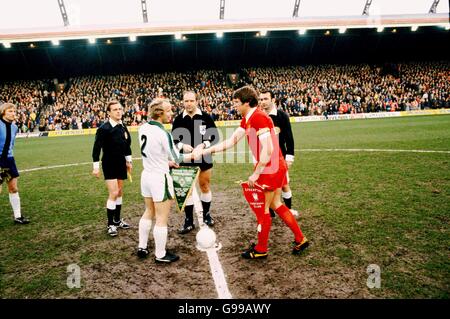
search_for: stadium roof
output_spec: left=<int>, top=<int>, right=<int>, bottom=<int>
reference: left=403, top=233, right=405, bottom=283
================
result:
left=0, top=0, right=448, bottom=44
left=0, top=0, right=448, bottom=80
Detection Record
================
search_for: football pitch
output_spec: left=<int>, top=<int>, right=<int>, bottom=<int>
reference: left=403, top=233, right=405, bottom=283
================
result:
left=0, top=115, right=449, bottom=299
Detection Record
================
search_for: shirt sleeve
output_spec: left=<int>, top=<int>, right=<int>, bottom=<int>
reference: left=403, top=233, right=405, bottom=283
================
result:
left=92, top=127, right=104, bottom=163
left=124, top=125, right=132, bottom=159
left=254, top=113, right=273, bottom=140
left=282, top=112, right=295, bottom=158
left=163, top=131, right=184, bottom=164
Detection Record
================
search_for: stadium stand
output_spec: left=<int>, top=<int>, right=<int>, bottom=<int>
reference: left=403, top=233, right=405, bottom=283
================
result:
left=0, top=61, right=448, bottom=132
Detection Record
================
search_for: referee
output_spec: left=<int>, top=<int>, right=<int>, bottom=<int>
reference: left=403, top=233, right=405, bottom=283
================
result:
left=92, top=100, right=132, bottom=237
left=172, top=91, right=219, bottom=234
left=259, top=91, right=295, bottom=215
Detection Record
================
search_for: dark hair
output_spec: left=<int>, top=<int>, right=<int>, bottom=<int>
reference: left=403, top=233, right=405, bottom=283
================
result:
left=260, top=90, right=274, bottom=99
left=232, top=86, right=258, bottom=108
left=106, top=100, right=121, bottom=112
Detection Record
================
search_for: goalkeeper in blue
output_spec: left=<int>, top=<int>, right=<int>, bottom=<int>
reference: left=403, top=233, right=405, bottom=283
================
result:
left=0, top=103, right=29, bottom=224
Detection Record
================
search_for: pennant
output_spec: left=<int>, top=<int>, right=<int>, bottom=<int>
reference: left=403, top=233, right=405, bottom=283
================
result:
left=241, top=182, right=266, bottom=216
left=171, top=166, right=200, bottom=213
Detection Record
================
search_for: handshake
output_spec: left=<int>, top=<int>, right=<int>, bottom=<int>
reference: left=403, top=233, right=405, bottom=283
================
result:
left=182, top=143, right=214, bottom=162
left=191, top=148, right=203, bottom=161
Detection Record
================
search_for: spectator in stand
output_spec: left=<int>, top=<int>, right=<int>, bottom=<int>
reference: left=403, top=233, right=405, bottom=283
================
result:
left=1, top=62, right=448, bottom=130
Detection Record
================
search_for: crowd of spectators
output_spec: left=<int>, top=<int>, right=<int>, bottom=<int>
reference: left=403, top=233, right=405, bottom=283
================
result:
left=0, top=61, right=448, bottom=132
left=246, top=61, right=449, bottom=116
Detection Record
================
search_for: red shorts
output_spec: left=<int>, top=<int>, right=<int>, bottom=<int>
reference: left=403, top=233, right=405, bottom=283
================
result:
left=256, top=165, right=287, bottom=191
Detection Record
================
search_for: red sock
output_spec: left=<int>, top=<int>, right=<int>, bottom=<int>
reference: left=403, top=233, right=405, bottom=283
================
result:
left=275, top=205, right=304, bottom=243
left=254, top=212, right=271, bottom=253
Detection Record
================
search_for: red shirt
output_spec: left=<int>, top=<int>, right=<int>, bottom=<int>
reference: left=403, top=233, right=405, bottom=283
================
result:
left=240, top=108, right=286, bottom=176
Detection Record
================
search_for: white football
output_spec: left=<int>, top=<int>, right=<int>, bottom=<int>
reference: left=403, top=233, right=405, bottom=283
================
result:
left=196, top=227, right=217, bottom=249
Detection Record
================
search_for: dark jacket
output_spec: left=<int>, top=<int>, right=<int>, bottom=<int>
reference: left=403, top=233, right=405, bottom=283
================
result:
left=269, top=109, right=294, bottom=159
left=171, top=110, right=219, bottom=165
left=92, top=121, right=132, bottom=163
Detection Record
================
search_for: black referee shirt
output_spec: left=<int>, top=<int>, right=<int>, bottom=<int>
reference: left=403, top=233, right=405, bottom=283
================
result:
left=268, top=108, right=294, bottom=160
left=92, top=120, right=132, bottom=163
left=171, top=109, right=219, bottom=165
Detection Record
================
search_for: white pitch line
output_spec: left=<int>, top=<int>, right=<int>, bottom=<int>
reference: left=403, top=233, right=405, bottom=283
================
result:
left=191, top=180, right=233, bottom=299
left=20, top=161, right=92, bottom=173
left=19, top=148, right=450, bottom=173
left=229, top=148, right=450, bottom=155
left=299, top=148, right=450, bottom=154
left=20, top=159, right=144, bottom=173
left=205, top=249, right=232, bottom=299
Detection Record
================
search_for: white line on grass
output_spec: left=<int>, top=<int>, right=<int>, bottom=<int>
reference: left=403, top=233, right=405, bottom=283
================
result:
left=205, top=249, right=232, bottom=299
left=300, top=148, right=450, bottom=154
left=19, top=148, right=450, bottom=173
left=20, top=161, right=92, bottom=173
left=192, top=181, right=233, bottom=299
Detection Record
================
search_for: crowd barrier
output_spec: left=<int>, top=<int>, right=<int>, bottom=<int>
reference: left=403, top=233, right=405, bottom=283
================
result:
left=15, top=108, right=450, bottom=139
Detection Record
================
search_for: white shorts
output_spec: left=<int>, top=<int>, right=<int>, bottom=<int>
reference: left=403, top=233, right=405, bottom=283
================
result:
left=141, top=170, right=174, bottom=202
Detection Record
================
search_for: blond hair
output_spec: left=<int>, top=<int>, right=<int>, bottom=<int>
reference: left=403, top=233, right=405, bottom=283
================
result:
left=149, top=98, right=170, bottom=120
left=183, top=90, right=198, bottom=101
left=0, top=103, right=16, bottom=117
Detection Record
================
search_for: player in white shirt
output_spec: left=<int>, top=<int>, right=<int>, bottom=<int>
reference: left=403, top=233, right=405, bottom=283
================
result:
left=137, top=98, right=196, bottom=263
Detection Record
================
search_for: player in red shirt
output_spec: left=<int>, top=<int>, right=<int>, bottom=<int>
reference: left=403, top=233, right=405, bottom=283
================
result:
left=200, top=86, right=309, bottom=259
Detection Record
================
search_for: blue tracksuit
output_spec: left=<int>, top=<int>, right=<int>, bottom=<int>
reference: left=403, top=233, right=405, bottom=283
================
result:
left=0, top=118, right=18, bottom=159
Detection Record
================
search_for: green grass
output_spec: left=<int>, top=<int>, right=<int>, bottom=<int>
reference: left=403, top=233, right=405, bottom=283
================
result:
left=0, top=114, right=449, bottom=298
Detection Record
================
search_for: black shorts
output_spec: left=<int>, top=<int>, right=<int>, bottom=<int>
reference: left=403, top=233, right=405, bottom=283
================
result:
left=180, top=162, right=213, bottom=172
left=102, top=158, right=127, bottom=180
left=0, top=157, right=20, bottom=181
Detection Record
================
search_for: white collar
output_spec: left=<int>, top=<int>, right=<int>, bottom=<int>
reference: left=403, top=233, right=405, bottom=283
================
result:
left=109, top=118, right=122, bottom=127
left=245, top=107, right=257, bottom=121
left=183, top=108, right=202, bottom=118
left=268, top=106, right=277, bottom=116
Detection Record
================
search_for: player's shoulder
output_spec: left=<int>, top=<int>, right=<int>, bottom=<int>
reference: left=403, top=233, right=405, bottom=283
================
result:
left=139, top=122, right=153, bottom=132
left=201, top=111, right=213, bottom=120
left=138, top=122, right=147, bottom=130
left=0, top=119, right=12, bottom=128
left=252, top=108, right=272, bottom=122
left=201, top=111, right=217, bottom=127
left=171, top=114, right=184, bottom=128
left=277, top=109, right=290, bottom=121
left=98, top=121, right=112, bottom=130
left=277, top=108, right=289, bottom=116
left=248, top=109, right=272, bottom=130
left=173, top=113, right=184, bottom=123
